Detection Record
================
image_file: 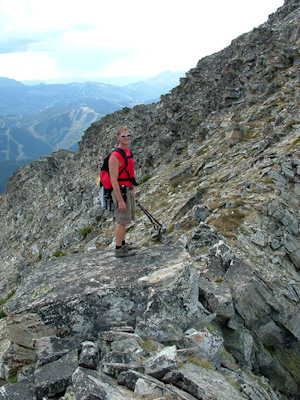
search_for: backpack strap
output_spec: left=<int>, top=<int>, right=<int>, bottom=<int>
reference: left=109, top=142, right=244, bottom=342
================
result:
left=111, top=148, right=133, bottom=183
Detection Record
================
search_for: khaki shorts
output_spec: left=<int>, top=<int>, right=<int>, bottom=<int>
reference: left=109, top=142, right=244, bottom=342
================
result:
left=112, top=187, right=136, bottom=224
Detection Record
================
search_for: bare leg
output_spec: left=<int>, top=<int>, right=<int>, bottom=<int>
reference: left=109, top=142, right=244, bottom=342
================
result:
left=115, top=223, right=126, bottom=247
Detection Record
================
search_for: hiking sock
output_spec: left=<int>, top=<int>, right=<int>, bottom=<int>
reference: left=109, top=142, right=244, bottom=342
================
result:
left=122, top=241, right=126, bottom=246
left=116, top=245, right=122, bottom=250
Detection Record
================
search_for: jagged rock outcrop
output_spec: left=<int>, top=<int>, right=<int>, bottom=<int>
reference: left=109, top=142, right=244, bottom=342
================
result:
left=0, top=320, right=283, bottom=400
left=0, top=0, right=300, bottom=398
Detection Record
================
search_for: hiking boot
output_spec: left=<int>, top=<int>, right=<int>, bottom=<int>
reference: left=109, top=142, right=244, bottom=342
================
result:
left=122, top=242, right=138, bottom=251
left=115, top=247, right=136, bottom=258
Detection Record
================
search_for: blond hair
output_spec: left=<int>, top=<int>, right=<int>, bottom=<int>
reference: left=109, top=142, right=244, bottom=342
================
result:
left=116, top=125, right=129, bottom=136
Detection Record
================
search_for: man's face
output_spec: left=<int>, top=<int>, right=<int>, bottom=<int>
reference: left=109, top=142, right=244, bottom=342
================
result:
left=118, top=129, right=131, bottom=142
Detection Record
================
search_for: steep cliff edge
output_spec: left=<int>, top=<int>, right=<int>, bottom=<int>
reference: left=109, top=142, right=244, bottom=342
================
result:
left=0, top=0, right=299, bottom=398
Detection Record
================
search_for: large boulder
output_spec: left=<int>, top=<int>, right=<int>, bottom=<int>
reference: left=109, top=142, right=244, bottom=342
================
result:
left=5, top=246, right=201, bottom=361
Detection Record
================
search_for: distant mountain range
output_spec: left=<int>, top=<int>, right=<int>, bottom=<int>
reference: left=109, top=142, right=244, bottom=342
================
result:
left=0, top=71, right=184, bottom=193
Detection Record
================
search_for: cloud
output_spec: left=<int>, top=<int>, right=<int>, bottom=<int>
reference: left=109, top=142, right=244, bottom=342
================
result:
left=0, top=0, right=285, bottom=81
left=0, top=51, right=57, bottom=80
left=0, top=37, right=41, bottom=53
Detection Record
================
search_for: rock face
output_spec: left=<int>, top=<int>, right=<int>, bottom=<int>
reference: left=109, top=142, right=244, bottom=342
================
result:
left=0, top=0, right=300, bottom=399
left=5, top=246, right=200, bottom=353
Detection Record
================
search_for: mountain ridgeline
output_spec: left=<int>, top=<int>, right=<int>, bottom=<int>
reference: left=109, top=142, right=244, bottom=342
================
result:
left=0, top=1, right=300, bottom=399
left=0, top=71, right=183, bottom=192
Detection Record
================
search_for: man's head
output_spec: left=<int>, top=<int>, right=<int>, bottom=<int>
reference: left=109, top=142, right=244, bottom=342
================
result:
left=117, top=125, right=129, bottom=136
left=116, top=125, right=131, bottom=148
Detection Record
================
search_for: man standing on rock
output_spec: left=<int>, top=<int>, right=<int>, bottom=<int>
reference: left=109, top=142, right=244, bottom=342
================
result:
left=109, top=126, right=138, bottom=258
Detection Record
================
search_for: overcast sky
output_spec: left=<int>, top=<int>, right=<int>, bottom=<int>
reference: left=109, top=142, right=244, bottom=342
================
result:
left=0, top=0, right=284, bottom=84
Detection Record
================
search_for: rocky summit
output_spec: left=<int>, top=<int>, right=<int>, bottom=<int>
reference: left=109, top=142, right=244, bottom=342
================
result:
left=0, top=1, right=300, bottom=399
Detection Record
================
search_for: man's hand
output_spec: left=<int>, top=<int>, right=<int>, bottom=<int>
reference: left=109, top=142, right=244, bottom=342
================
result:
left=118, top=199, right=126, bottom=212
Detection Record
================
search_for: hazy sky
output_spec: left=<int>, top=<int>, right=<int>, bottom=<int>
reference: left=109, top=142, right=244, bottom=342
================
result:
left=0, top=0, right=285, bottom=83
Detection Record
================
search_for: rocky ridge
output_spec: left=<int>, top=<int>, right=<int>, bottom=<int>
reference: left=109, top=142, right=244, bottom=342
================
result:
left=0, top=0, right=299, bottom=399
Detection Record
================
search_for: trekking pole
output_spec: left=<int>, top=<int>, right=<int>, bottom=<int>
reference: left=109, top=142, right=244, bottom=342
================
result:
left=135, top=200, right=165, bottom=235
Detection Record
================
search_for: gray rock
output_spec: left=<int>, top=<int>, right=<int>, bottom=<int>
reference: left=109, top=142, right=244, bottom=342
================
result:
left=110, top=337, right=144, bottom=354
left=194, top=205, right=211, bottom=222
left=184, top=329, right=224, bottom=360
left=268, top=170, right=287, bottom=187
left=100, top=330, right=141, bottom=343
left=120, top=370, right=194, bottom=399
left=135, top=288, right=185, bottom=343
left=34, top=349, right=78, bottom=399
left=251, top=231, right=267, bottom=247
left=135, top=261, right=201, bottom=343
left=144, top=345, right=178, bottom=379
left=198, top=278, right=235, bottom=319
left=221, top=368, right=280, bottom=400
left=117, top=369, right=147, bottom=390
left=225, top=130, right=242, bottom=146
left=221, top=326, right=254, bottom=368
left=163, top=363, right=247, bottom=400
left=0, top=378, right=36, bottom=400
left=79, top=341, right=100, bottom=370
left=254, top=319, right=286, bottom=346
left=259, top=351, right=300, bottom=396
left=6, top=246, right=198, bottom=359
left=33, top=336, right=81, bottom=367
left=66, top=366, right=137, bottom=399
left=173, top=189, right=206, bottom=221
left=134, top=376, right=181, bottom=399
left=186, top=224, right=223, bottom=260
left=163, top=370, right=206, bottom=400
left=102, top=362, right=144, bottom=378
left=169, top=166, right=192, bottom=186
left=223, top=257, right=300, bottom=393
left=288, top=247, right=300, bottom=269
left=282, top=166, right=295, bottom=179
left=100, top=350, right=143, bottom=374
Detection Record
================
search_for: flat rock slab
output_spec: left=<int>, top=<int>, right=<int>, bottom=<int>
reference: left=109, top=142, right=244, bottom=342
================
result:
left=163, top=364, right=247, bottom=400
left=6, top=246, right=199, bottom=355
left=65, top=367, right=138, bottom=400
left=34, top=349, right=78, bottom=399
